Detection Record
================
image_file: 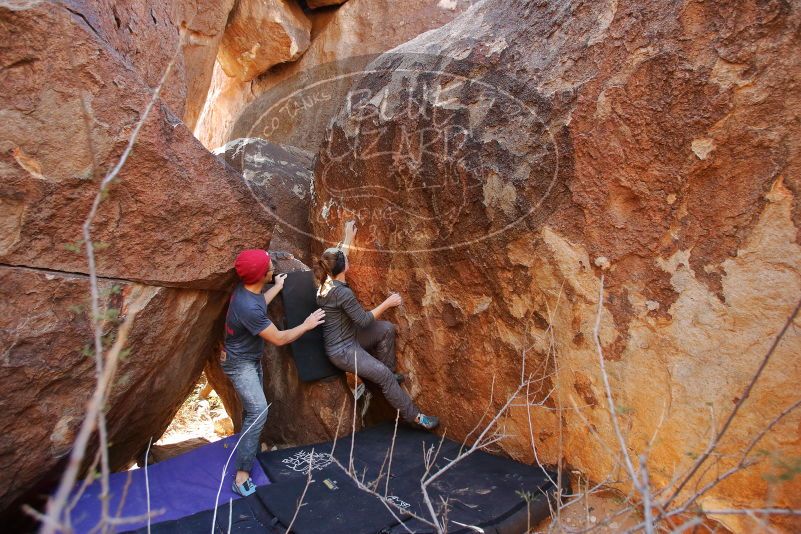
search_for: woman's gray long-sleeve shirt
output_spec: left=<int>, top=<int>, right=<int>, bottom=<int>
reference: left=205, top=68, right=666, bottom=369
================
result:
left=316, top=278, right=374, bottom=356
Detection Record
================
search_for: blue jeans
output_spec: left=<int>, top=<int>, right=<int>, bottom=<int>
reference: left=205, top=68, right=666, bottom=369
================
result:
left=221, top=357, right=268, bottom=473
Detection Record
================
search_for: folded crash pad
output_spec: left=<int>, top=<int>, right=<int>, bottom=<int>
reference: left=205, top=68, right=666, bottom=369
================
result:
left=69, top=434, right=269, bottom=533
left=281, top=270, right=341, bottom=382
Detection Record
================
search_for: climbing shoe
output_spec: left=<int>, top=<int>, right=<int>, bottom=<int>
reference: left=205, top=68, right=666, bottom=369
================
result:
left=346, top=373, right=366, bottom=400
left=394, top=372, right=406, bottom=384
left=232, top=477, right=257, bottom=497
left=354, top=382, right=366, bottom=400
left=415, top=413, right=439, bottom=430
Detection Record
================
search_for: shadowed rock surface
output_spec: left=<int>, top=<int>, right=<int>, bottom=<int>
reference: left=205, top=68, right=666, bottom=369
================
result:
left=214, top=138, right=315, bottom=265
left=306, top=0, right=347, bottom=8
left=0, top=266, right=226, bottom=514
left=309, top=1, right=801, bottom=531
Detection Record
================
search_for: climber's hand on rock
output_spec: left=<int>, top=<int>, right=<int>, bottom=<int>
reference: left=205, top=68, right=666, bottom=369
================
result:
left=344, top=220, right=357, bottom=240
left=273, top=273, right=287, bottom=290
left=303, top=308, right=325, bottom=330
left=385, top=293, right=402, bottom=308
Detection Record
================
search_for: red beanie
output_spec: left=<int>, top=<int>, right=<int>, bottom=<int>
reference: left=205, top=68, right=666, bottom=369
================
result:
left=234, top=249, right=271, bottom=284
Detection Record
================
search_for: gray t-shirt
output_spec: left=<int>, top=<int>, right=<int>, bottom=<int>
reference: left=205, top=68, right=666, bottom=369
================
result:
left=224, top=284, right=272, bottom=361
left=316, top=279, right=374, bottom=356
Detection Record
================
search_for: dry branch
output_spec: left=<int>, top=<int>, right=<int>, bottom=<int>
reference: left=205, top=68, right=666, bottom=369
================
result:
left=38, top=25, right=189, bottom=534
left=286, top=448, right=315, bottom=532
left=662, top=297, right=801, bottom=510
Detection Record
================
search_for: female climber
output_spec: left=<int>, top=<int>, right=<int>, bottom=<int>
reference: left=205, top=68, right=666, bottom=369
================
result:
left=223, top=249, right=325, bottom=497
left=315, top=221, right=439, bottom=430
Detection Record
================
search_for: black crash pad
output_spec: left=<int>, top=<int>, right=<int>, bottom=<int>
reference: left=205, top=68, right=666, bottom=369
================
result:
left=281, top=270, right=341, bottom=382
left=381, top=444, right=557, bottom=533
left=256, top=423, right=561, bottom=533
left=257, top=422, right=457, bottom=484
left=126, top=492, right=281, bottom=534
left=256, top=465, right=399, bottom=534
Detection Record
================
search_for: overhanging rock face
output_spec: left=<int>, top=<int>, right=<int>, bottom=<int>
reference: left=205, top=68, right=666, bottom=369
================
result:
left=0, top=267, right=227, bottom=515
left=309, top=1, right=801, bottom=531
left=214, top=138, right=314, bottom=265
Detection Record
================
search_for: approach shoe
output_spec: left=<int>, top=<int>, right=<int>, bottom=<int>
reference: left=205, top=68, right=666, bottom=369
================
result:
left=232, top=477, right=257, bottom=497
left=415, top=413, right=439, bottom=430
left=346, top=372, right=366, bottom=400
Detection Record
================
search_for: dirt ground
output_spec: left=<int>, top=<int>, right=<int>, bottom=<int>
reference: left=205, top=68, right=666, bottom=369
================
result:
left=532, top=489, right=642, bottom=533
left=156, top=374, right=234, bottom=446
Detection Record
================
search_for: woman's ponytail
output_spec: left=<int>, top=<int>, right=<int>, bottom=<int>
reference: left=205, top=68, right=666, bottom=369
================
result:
left=316, top=257, right=331, bottom=287
left=315, top=248, right=346, bottom=287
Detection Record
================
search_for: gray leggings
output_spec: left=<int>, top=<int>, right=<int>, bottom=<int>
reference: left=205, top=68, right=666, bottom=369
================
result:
left=328, top=320, right=419, bottom=422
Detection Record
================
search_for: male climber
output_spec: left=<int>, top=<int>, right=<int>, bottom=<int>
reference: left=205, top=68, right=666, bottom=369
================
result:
left=222, top=249, right=325, bottom=496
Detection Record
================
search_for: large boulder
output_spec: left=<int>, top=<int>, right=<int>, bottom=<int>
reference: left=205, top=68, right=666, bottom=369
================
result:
left=0, top=266, right=226, bottom=515
left=309, top=0, right=801, bottom=531
left=0, top=2, right=273, bottom=289
left=0, top=1, right=270, bottom=522
left=217, top=0, right=312, bottom=82
left=194, top=0, right=474, bottom=151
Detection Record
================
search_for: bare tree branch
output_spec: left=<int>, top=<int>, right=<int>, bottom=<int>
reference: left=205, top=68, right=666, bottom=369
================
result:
left=38, top=25, right=189, bottom=533
left=592, top=275, right=640, bottom=494
left=211, top=404, right=271, bottom=530
left=145, top=436, right=153, bottom=534
left=40, top=291, right=151, bottom=533
left=662, top=297, right=801, bottom=509
left=286, top=448, right=315, bottom=532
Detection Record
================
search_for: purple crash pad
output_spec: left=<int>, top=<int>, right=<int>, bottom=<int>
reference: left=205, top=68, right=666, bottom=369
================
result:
left=67, top=434, right=270, bottom=532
